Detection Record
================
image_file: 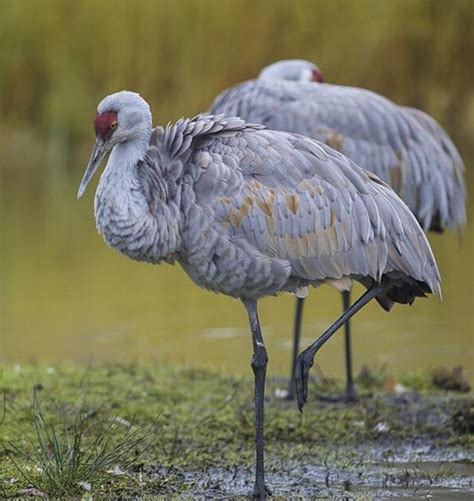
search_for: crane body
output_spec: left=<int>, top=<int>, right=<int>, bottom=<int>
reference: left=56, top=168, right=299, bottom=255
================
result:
left=78, top=91, right=441, bottom=497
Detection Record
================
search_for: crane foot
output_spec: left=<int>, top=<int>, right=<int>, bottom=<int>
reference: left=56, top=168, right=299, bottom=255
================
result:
left=295, top=349, right=314, bottom=411
left=253, top=482, right=272, bottom=499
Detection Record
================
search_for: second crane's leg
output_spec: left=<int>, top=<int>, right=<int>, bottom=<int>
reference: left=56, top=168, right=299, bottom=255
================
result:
left=342, top=290, right=357, bottom=402
left=242, top=299, right=271, bottom=499
left=295, top=284, right=383, bottom=411
left=286, top=297, right=305, bottom=400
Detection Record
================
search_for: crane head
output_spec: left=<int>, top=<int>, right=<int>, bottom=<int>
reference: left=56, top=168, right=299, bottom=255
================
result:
left=258, top=59, right=324, bottom=83
left=94, top=111, right=119, bottom=142
left=77, top=91, right=152, bottom=198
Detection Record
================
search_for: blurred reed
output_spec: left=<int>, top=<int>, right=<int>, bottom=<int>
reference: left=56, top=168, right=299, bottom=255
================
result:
left=0, top=0, right=473, bottom=180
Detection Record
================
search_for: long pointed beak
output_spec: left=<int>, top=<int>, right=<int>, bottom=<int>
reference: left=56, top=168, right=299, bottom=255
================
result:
left=77, top=139, right=109, bottom=199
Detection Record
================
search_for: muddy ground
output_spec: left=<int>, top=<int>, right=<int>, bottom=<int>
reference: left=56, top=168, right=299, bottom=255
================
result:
left=1, top=364, right=473, bottom=498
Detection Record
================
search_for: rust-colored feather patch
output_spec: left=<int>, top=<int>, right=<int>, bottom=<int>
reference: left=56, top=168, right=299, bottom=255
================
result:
left=285, top=193, right=300, bottom=214
left=256, top=195, right=274, bottom=217
left=226, top=197, right=254, bottom=227
left=326, top=131, right=345, bottom=152
left=390, top=151, right=404, bottom=193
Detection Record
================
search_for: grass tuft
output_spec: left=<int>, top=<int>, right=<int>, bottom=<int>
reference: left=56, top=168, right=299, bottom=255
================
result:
left=5, top=387, right=157, bottom=497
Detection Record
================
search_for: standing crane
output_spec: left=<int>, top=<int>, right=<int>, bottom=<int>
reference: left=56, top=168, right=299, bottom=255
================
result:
left=78, top=91, right=441, bottom=498
left=210, top=59, right=466, bottom=402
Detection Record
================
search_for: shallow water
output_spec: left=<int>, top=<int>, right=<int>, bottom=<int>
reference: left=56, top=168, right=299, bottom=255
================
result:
left=1, top=149, right=473, bottom=383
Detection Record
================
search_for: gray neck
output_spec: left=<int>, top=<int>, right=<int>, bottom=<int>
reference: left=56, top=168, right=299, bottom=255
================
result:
left=109, top=132, right=151, bottom=173
left=94, top=132, right=182, bottom=264
left=96, top=133, right=150, bottom=198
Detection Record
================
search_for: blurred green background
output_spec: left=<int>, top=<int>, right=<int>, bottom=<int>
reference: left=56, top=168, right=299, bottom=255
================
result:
left=1, top=0, right=473, bottom=382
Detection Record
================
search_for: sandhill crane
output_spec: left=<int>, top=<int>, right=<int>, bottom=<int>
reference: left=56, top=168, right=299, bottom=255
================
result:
left=210, top=59, right=466, bottom=402
left=77, top=91, right=441, bottom=498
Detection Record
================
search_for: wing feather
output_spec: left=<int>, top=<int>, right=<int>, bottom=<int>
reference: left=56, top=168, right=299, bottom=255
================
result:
left=189, top=126, right=440, bottom=295
left=210, top=79, right=466, bottom=232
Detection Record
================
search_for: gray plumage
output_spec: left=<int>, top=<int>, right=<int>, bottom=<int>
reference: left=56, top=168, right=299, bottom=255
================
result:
left=209, top=62, right=466, bottom=233
left=78, top=91, right=442, bottom=496
left=81, top=91, right=440, bottom=308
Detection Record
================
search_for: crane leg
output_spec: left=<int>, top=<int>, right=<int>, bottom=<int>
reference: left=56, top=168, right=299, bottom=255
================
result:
left=288, top=293, right=357, bottom=403
left=295, top=284, right=383, bottom=412
left=285, top=297, right=305, bottom=400
left=342, top=290, right=358, bottom=402
left=242, top=299, right=272, bottom=499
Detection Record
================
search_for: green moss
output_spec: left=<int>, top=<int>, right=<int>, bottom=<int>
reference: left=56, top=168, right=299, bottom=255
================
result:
left=0, top=363, right=472, bottom=497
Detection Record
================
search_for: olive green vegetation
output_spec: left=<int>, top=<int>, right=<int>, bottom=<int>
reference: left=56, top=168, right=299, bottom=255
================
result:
left=1, top=364, right=472, bottom=497
left=1, top=0, right=474, bottom=180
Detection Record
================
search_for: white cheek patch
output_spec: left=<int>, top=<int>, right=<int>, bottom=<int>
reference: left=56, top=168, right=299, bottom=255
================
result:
left=300, top=67, right=314, bottom=82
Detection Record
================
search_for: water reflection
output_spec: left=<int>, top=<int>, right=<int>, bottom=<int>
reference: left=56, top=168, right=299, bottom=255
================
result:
left=1, top=155, right=473, bottom=383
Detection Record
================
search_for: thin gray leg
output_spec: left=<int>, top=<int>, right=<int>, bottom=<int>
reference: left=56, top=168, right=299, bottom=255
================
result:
left=286, top=297, right=305, bottom=400
left=295, top=284, right=383, bottom=411
left=342, top=290, right=357, bottom=402
left=242, top=298, right=271, bottom=499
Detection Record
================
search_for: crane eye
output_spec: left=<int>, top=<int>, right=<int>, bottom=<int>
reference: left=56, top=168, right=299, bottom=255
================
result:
left=110, top=122, right=118, bottom=130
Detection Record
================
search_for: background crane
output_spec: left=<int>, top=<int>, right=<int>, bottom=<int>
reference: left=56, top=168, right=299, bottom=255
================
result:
left=209, top=59, right=466, bottom=401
